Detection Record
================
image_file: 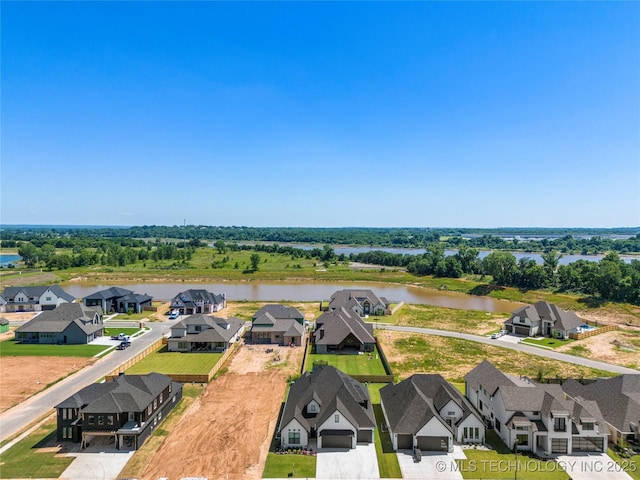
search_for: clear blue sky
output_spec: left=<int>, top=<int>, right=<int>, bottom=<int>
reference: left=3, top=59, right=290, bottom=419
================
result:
left=2, top=1, right=639, bottom=228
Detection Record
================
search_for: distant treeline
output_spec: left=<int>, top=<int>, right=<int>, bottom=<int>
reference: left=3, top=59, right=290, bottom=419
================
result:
left=2, top=225, right=640, bottom=254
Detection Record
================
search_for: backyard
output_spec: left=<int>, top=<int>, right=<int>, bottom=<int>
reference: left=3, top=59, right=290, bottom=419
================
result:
left=305, top=345, right=388, bottom=376
left=125, top=346, right=223, bottom=375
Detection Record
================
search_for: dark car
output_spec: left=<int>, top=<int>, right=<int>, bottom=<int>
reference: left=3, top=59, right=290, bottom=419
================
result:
left=117, top=340, right=132, bottom=350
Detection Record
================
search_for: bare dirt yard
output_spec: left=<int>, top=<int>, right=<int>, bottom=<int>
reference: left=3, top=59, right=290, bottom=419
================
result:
left=556, top=329, right=640, bottom=368
left=0, top=357, right=94, bottom=411
left=140, top=342, right=304, bottom=480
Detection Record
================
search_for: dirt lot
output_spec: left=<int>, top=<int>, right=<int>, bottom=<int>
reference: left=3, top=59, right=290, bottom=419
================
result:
left=140, top=343, right=304, bottom=480
left=0, top=357, right=94, bottom=411
left=556, top=329, right=640, bottom=368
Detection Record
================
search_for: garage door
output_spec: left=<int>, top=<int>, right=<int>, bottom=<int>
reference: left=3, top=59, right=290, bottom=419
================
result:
left=357, top=430, right=372, bottom=443
left=397, top=434, right=413, bottom=449
left=322, top=435, right=352, bottom=449
left=514, top=326, right=530, bottom=336
left=417, top=436, right=448, bottom=451
left=573, top=437, right=604, bottom=452
left=551, top=438, right=568, bottom=454
left=42, top=305, right=56, bottom=311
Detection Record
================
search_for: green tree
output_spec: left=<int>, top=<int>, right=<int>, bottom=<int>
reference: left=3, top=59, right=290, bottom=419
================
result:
left=482, top=251, right=517, bottom=285
left=541, top=250, right=563, bottom=286
left=17, top=242, right=39, bottom=268
left=250, top=253, right=261, bottom=272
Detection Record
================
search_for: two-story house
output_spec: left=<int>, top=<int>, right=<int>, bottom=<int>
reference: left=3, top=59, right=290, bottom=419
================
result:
left=327, top=289, right=390, bottom=316
left=503, top=301, right=584, bottom=339
left=84, top=287, right=152, bottom=314
left=250, top=304, right=306, bottom=346
left=0, top=285, right=75, bottom=312
left=56, top=372, right=182, bottom=450
left=313, top=307, right=375, bottom=354
left=167, top=314, right=245, bottom=352
left=14, top=303, right=103, bottom=344
left=170, top=289, right=226, bottom=315
left=380, top=374, right=485, bottom=452
left=465, top=361, right=608, bottom=454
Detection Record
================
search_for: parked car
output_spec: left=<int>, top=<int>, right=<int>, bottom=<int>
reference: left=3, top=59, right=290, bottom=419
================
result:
left=168, top=309, right=180, bottom=320
left=490, top=333, right=500, bottom=339
left=111, top=333, right=130, bottom=341
left=117, top=340, right=131, bottom=350
left=499, top=329, right=508, bottom=336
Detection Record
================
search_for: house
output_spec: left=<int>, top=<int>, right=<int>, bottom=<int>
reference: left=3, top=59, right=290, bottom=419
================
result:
left=278, top=365, right=375, bottom=449
left=380, top=374, right=485, bottom=452
left=503, top=301, right=583, bottom=339
left=56, top=372, right=182, bottom=450
left=328, top=289, right=390, bottom=316
left=0, top=285, right=75, bottom=313
left=170, top=289, right=226, bottom=315
left=465, top=360, right=608, bottom=454
left=313, top=307, right=375, bottom=354
left=0, top=317, right=9, bottom=333
left=250, top=304, right=306, bottom=346
left=167, top=314, right=245, bottom=352
left=14, top=303, right=103, bottom=344
left=562, top=375, right=640, bottom=446
left=84, top=287, right=152, bottom=314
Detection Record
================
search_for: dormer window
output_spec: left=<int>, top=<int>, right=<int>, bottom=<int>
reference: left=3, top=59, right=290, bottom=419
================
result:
left=308, top=404, right=316, bottom=413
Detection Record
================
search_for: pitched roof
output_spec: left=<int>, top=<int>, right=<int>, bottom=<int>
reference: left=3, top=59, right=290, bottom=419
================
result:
left=1, top=285, right=75, bottom=303
left=563, top=375, right=640, bottom=433
left=251, top=317, right=304, bottom=337
left=253, top=304, right=305, bottom=321
left=381, top=374, right=480, bottom=435
left=314, top=308, right=374, bottom=346
left=15, top=303, right=102, bottom=335
left=507, top=301, right=583, bottom=332
left=280, top=366, right=375, bottom=433
left=0, top=317, right=9, bottom=326
left=329, top=289, right=389, bottom=311
left=118, top=293, right=153, bottom=304
left=56, top=373, right=176, bottom=414
left=173, top=314, right=244, bottom=342
left=464, top=360, right=517, bottom=395
left=83, top=287, right=134, bottom=300
left=171, top=289, right=225, bottom=306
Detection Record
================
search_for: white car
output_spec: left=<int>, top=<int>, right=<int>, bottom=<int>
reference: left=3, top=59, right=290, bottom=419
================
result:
left=490, top=333, right=500, bottom=339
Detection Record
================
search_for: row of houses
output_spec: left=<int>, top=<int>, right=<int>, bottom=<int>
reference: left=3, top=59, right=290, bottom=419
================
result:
left=278, top=361, right=639, bottom=456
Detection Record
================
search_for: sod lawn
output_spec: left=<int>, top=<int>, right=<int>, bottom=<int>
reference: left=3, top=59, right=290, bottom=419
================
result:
left=103, top=327, right=141, bottom=337
left=305, top=346, right=387, bottom=376
left=125, top=346, right=223, bottom=375
left=521, top=337, right=574, bottom=349
left=0, top=339, right=109, bottom=357
left=262, top=453, right=316, bottom=478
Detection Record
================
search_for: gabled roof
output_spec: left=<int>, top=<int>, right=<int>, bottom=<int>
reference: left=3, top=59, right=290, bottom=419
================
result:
left=280, top=366, right=375, bottom=434
left=118, top=293, right=153, bottom=304
left=251, top=317, right=304, bottom=337
left=56, top=373, right=176, bottom=414
left=381, top=374, right=481, bottom=435
left=253, top=304, right=304, bottom=321
left=15, top=303, right=102, bottom=335
left=563, top=375, right=640, bottom=433
left=83, top=287, right=134, bottom=301
left=1, top=285, right=75, bottom=303
left=313, top=308, right=374, bottom=346
left=464, top=360, right=517, bottom=396
left=507, top=301, right=583, bottom=332
left=171, top=289, right=225, bottom=305
left=173, top=314, right=244, bottom=342
left=329, top=289, right=389, bottom=311
left=0, top=317, right=9, bottom=326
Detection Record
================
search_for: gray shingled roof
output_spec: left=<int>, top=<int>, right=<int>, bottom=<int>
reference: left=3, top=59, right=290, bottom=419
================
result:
left=464, top=360, right=517, bottom=395
left=15, top=303, right=102, bottom=335
left=563, top=375, right=640, bottom=434
left=1, top=285, right=75, bottom=303
left=314, top=308, right=374, bottom=346
left=0, top=317, right=9, bottom=326
left=83, top=287, right=133, bottom=300
left=279, top=366, right=375, bottom=434
left=253, top=304, right=304, bottom=321
left=329, top=289, right=389, bottom=311
left=251, top=317, right=304, bottom=337
left=172, top=289, right=225, bottom=306
left=173, top=314, right=244, bottom=342
left=506, top=301, right=583, bottom=332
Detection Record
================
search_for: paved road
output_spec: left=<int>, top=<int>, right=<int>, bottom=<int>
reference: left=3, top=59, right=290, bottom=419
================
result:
left=377, top=324, right=639, bottom=374
left=0, top=321, right=172, bottom=443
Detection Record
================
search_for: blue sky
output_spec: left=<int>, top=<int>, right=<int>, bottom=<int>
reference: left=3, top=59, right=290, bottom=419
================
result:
left=2, top=1, right=639, bottom=228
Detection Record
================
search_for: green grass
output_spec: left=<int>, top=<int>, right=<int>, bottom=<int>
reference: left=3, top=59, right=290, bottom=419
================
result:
left=367, top=384, right=402, bottom=478
left=608, top=448, right=640, bottom=480
left=521, top=337, right=575, bottom=349
left=112, top=311, right=152, bottom=320
left=451, top=382, right=466, bottom=394
left=0, top=339, right=109, bottom=357
left=103, top=327, right=141, bottom=336
left=457, top=431, right=569, bottom=479
left=262, top=453, right=316, bottom=478
left=125, top=346, right=223, bottom=375
left=306, top=346, right=387, bottom=376
left=0, top=420, right=74, bottom=478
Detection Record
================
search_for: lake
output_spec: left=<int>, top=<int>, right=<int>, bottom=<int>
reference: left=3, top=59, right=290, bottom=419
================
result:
left=0, top=254, right=21, bottom=266
left=63, top=281, right=520, bottom=313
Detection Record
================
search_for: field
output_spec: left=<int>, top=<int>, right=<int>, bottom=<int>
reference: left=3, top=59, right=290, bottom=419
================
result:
left=305, top=346, right=387, bottom=376
left=125, top=347, right=223, bottom=375
left=378, top=331, right=617, bottom=382
left=0, top=339, right=109, bottom=357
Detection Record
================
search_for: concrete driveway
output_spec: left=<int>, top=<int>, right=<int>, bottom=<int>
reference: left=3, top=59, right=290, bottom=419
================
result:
left=316, top=443, right=379, bottom=479
left=396, top=446, right=466, bottom=480
left=556, top=453, right=634, bottom=480
left=496, top=333, right=524, bottom=344
left=60, top=449, right=134, bottom=480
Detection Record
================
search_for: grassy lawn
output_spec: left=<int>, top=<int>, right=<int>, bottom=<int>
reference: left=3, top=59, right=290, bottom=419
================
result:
left=118, top=384, right=204, bottom=479
left=608, top=448, right=640, bottom=480
left=521, top=337, right=575, bottom=349
left=367, top=384, right=402, bottom=478
left=103, top=327, right=141, bottom=337
left=457, top=431, right=569, bottom=479
left=125, top=346, right=222, bottom=375
left=262, top=453, right=316, bottom=478
left=0, top=419, right=74, bottom=478
left=0, top=339, right=109, bottom=357
left=306, top=346, right=387, bottom=376
left=111, top=311, right=152, bottom=320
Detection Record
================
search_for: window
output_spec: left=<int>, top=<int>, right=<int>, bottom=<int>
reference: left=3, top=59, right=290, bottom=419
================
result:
left=46, top=297, right=51, bottom=301
left=288, top=431, right=300, bottom=444
left=495, top=419, right=501, bottom=432
left=474, top=427, right=479, bottom=439
left=62, top=409, right=67, bottom=420
left=148, top=404, right=152, bottom=414
left=107, top=416, right=114, bottom=426
left=478, top=400, right=483, bottom=411
left=335, top=414, right=340, bottom=423
left=583, top=422, right=594, bottom=431
left=447, top=411, right=455, bottom=416
left=87, top=415, right=95, bottom=425
left=160, top=393, right=163, bottom=404
left=308, top=404, right=316, bottom=413
left=554, top=417, right=566, bottom=432
left=178, top=342, right=187, bottom=349
left=516, top=434, right=528, bottom=446
left=153, top=399, right=157, bottom=410
left=169, top=384, right=172, bottom=393
left=98, top=415, right=104, bottom=425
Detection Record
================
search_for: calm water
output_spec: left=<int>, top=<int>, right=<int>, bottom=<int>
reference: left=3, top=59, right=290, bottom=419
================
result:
left=63, top=281, right=520, bottom=313
left=0, top=254, right=21, bottom=266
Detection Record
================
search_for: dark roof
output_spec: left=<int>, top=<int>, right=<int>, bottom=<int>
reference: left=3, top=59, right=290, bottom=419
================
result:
left=83, top=287, right=134, bottom=301
left=1, top=285, right=75, bottom=303
left=0, top=317, right=9, bottom=326
left=172, top=314, right=244, bottom=342
left=314, top=308, right=374, bottom=346
left=464, top=360, right=517, bottom=395
left=251, top=317, right=304, bottom=337
left=563, top=376, right=640, bottom=434
left=381, top=374, right=481, bottom=435
left=279, top=366, right=375, bottom=434
left=56, top=373, right=177, bottom=414
left=329, top=289, right=389, bottom=311
left=506, top=301, right=583, bottom=332
left=171, top=289, right=225, bottom=306
left=15, top=303, right=102, bottom=335
left=118, top=293, right=153, bottom=304
left=253, top=304, right=305, bottom=321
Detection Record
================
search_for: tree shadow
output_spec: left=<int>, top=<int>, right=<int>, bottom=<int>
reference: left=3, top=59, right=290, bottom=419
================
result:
left=576, top=296, right=606, bottom=308
left=469, top=284, right=505, bottom=297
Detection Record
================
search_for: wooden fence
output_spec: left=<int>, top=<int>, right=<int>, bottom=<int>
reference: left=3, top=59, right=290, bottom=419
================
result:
left=569, top=324, right=618, bottom=340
